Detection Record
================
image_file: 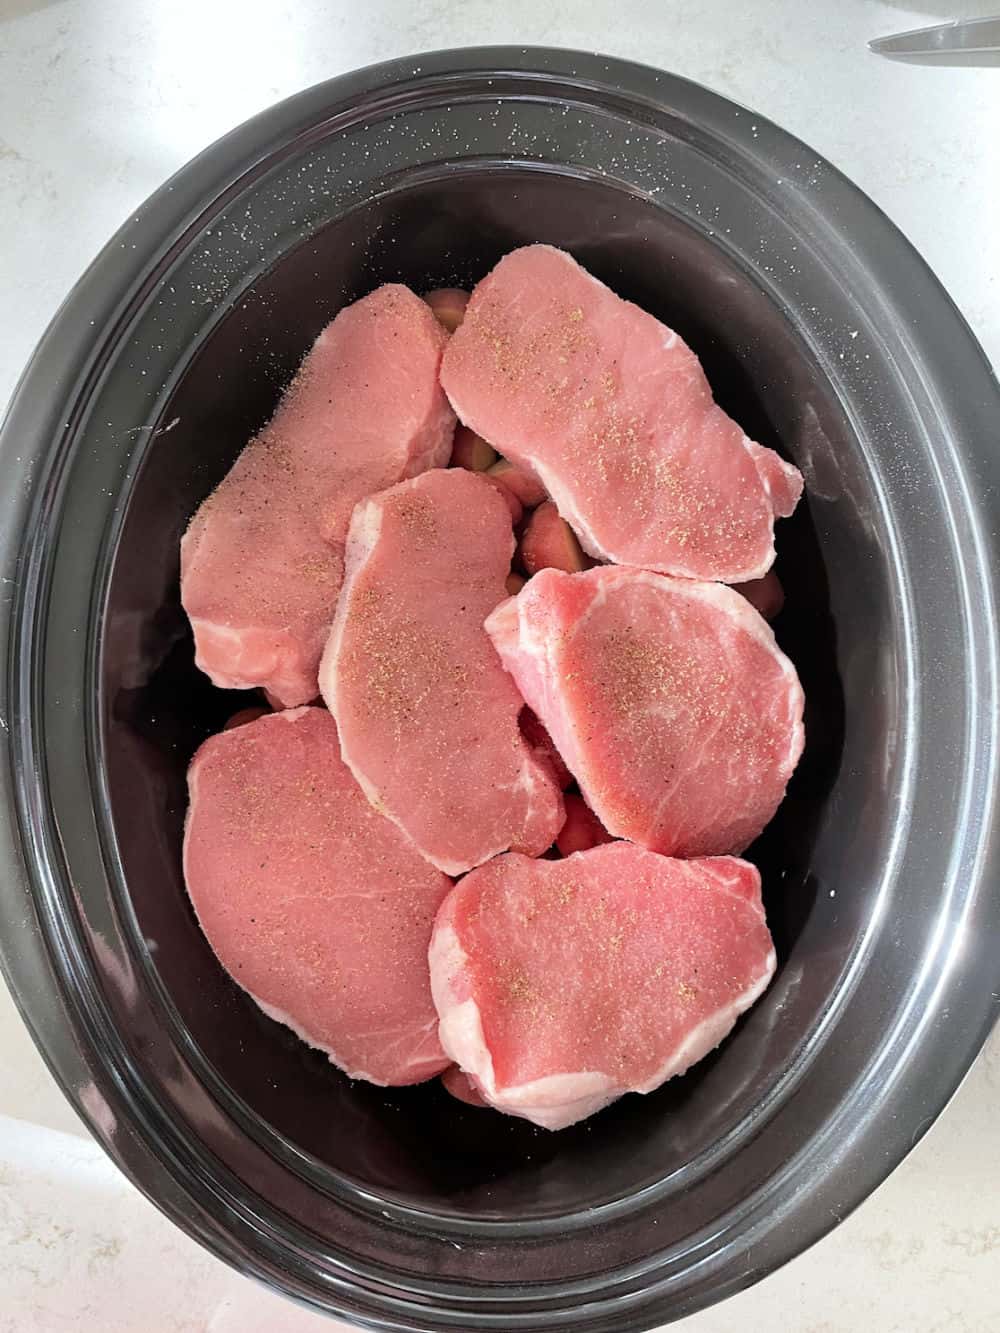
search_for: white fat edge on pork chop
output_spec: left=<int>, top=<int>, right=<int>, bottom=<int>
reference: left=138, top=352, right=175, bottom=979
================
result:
left=319, top=496, right=393, bottom=823
left=485, top=591, right=593, bottom=801
left=429, top=917, right=621, bottom=1130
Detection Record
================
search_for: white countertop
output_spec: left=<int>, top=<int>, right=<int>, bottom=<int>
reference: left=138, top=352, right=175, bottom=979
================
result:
left=1, top=1, right=998, bottom=1329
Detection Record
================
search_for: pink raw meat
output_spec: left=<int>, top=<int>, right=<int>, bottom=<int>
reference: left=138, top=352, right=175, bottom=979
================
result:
left=441, top=245, right=802, bottom=581
left=440, top=1065, right=489, bottom=1107
left=184, top=707, right=450, bottom=1085
left=182, top=285, right=455, bottom=707
left=321, top=468, right=564, bottom=875
left=430, top=844, right=776, bottom=1129
left=519, top=709, right=572, bottom=790
left=486, top=566, right=804, bottom=857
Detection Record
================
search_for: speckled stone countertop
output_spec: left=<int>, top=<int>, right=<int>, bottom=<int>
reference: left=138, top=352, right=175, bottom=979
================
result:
left=1, top=2, right=997, bottom=1330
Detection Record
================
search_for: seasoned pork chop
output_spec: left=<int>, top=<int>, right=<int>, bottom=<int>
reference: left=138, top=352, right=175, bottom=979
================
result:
left=430, top=844, right=776, bottom=1129
left=182, top=285, right=455, bottom=706
left=184, top=707, right=450, bottom=1085
left=486, top=566, right=804, bottom=857
left=441, top=245, right=801, bottom=580
left=321, top=469, right=564, bottom=875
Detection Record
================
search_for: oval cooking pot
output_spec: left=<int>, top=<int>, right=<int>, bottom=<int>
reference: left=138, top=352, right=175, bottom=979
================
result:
left=1, top=47, right=998, bottom=1332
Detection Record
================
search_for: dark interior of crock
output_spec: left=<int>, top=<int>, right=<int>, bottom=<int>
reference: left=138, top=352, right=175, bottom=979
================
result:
left=101, top=169, right=849, bottom=1219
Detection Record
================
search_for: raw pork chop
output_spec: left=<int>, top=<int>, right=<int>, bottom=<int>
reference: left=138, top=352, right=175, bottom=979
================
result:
left=486, top=566, right=804, bottom=857
left=184, top=707, right=450, bottom=1085
left=182, top=285, right=455, bottom=707
left=441, top=245, right=802, bottom=581
left=321, top=468, right=564, bottom=875
left=430, top=844, right=776, bottom=1129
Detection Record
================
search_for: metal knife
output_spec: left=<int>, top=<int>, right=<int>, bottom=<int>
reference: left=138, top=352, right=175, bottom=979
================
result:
left=869, top=15, right=1000, bottom=59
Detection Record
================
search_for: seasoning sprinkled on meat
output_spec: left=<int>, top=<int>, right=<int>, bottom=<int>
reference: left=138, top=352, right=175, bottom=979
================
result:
left=321, top=469, right=565, bottom=875
left=182, top=285, right=456, bottom=707
left=184, top=707, right=451, bottom=1085
left=486, top=566, right=804, bottom=857
left=441, top=246, right=802, bottom=580
left=430, top=845, right=776, bottom=1129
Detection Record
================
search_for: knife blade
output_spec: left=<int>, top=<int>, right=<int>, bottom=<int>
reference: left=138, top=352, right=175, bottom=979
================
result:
left=869, top=15, right=1000, bottom=57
